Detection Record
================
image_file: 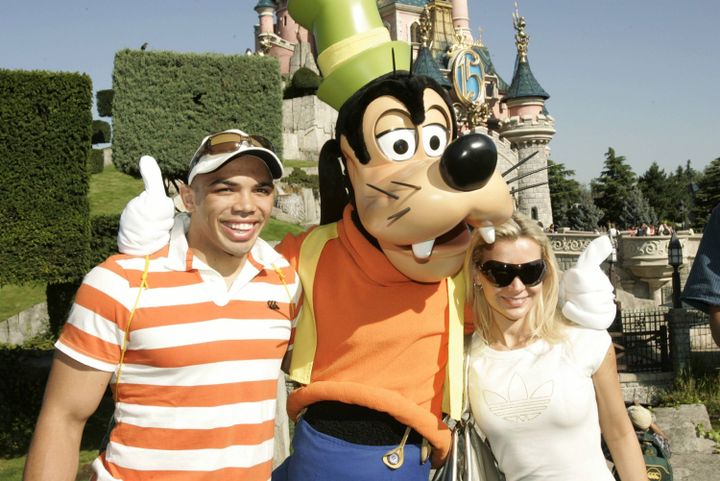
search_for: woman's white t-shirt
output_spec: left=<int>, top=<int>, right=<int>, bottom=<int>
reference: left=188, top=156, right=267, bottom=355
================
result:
left=468, top=325, right=613, bottom=481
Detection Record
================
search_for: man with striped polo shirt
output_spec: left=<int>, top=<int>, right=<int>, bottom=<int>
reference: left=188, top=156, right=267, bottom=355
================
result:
left=24, top=130, right=301, bottom=481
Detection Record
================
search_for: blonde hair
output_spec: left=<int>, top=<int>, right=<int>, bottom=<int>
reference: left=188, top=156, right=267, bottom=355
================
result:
left=464, top=212, right=569, bottom=345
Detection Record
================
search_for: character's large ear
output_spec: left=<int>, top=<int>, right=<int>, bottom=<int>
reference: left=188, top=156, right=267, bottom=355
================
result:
left=319, top=138, right=350, bottom=225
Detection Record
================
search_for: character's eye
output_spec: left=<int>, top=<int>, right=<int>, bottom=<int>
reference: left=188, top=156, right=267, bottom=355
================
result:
left=422, top=124, right=448, bottom=157
left=376, top=129, right=417, bottom=161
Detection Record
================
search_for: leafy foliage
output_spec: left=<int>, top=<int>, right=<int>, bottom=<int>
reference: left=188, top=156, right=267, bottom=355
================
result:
left=283, top=67, right=321, bottom=99
left=591, top=147, right=635, bottom=226
left=618, top=185, right=658, bottom=228
left=0, top=69, right=93, bottom=285
left=96, top=89, right=114, bottom=117
left=564, top=187, right=604, bottom=230
left=638, top=162, right=673, bottom=222
left=547, top=159, right=584, bottom=228
left=91, top=119, right=111, bottom=144
left=285, top=167, right=319, bottom=190
left=88, top=148, right=105, bottom=174
left=692, top=157, right=720, bottom=228
left=112, top=50, right=282, bottom=183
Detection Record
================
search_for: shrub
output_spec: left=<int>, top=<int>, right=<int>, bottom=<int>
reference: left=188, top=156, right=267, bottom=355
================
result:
left=0, top=345, right=51, bottom=456
left=286, top=168, right=319, bottom=190
left=96, top=89, right=114, bottom=117
left=92, top=119, right=111, bottom=144
left=88, top=148, right=105, bottom=174
left=284, top=67, right=321, bottom=99
left=0, top=69, right=93, bottom=286
left=112, top=50, right=282, bottom=182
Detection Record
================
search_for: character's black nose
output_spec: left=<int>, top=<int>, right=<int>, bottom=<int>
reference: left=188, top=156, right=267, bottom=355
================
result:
left=439, top=133, right=497, bottom=191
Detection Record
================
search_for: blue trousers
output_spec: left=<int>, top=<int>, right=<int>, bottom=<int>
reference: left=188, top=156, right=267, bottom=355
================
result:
left=273, top=418, right=431, bottom=481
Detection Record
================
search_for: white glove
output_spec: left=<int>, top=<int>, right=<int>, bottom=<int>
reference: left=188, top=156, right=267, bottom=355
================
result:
left=559, top=236, right=616, bottom=330
left=117, top=155, right=175, bottom=255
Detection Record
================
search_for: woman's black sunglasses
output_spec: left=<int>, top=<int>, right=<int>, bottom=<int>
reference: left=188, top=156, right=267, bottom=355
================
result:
left=479, top=259, right=546, bottom=288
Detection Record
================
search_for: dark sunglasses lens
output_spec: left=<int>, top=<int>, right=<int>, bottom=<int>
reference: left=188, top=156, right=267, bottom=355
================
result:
left=482, top=262, right=515, bottom=287
left=518, top=260, right=545, bottom=286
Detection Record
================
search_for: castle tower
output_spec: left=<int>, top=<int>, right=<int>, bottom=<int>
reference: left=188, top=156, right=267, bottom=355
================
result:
left=498, top=7, right=555, bottom=228
left=254, top=0, right=311, bottom=75
left=451, top=0, right=471, bottom=41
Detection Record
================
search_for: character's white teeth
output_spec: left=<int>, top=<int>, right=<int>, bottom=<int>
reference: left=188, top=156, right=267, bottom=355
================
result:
left=478, top=226, right=495, bottom=244
left=412, top=239, right=435, bottom=259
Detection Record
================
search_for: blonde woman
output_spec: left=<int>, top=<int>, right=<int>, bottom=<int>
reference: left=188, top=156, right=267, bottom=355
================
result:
left=464, top=212, right=648, bottom=481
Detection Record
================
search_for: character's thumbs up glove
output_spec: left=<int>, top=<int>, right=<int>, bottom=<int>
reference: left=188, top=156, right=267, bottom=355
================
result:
left=559, top=235, right=616, bottom=329
left=117, top=155, right=175, bottom=255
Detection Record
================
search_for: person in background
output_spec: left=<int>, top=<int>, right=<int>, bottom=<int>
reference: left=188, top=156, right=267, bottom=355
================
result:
left=23, top=130, right=301, bottom=481
left=464, top=212, right=648, bottom=481
left=682, top=203, right=720, bottom=347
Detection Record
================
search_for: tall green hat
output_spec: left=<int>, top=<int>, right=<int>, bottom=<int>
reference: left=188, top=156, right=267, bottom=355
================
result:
left=289, top=0, right=412, bottom=111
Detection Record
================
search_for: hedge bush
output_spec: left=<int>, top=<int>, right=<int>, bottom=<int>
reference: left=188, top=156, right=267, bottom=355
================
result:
left=96, top=89, right=114, bottom=117
left=0, top=345, right=51, bottom=456
left=0, top=69, right=93, bottom=285
left=283, top=67, right=321, bottom=99
left=92, top=119, right=111, bottom=144
left=46, top=214, right=121, bottom=337
left=88, top=148, right=105, bottom=174
left=112, top=49, right=282, bottom=183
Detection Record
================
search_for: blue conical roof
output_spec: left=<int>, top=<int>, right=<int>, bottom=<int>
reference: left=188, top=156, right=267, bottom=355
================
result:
left=254, top=0, right=275, bottom=11
left=413, top=45, right=451, bottom=88
left=505, top=57, right=549, bottom=100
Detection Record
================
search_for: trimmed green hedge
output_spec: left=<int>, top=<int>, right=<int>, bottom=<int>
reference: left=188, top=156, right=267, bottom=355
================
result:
left=112, top=49, right=282, bottom=182
left=96, top=89, right=114, bottom=117
left=92, top=119, right=111, bottom=144
left=284, top=67, right=321, bottom=99
left=0, top=345, right=51, bottom=456
left=46, top=214, right=121, bottom=337
left=0, top=69, right=93, bottom=285
left=88, top=148, right=105, bottom=174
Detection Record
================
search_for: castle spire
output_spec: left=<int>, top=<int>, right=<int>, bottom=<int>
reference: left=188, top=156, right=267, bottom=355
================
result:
left=505, top=3, right=549, bottom=101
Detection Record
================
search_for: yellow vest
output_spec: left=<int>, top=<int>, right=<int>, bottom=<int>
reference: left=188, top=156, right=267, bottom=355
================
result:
left=288, top=223, right=465, bottom=420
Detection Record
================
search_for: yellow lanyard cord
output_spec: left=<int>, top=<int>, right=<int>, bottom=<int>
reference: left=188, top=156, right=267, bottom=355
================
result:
left=272, top=264, right=296, bottom=319
left=114, top=256, right=150, bottom=402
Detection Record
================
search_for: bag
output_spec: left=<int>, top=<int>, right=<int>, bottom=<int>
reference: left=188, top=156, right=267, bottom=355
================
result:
left=432, top=347, right=504, bottom=481
left=609, top=431, right=673, bottom=481
left=431, top=412, right=504, bottom=481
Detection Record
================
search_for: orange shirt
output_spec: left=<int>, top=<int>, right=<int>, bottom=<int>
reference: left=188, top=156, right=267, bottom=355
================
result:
left=277, top=206, right=464, bottom=456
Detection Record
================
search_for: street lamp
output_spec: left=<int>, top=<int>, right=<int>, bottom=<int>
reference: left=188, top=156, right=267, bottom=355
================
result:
left=667, top=232, right=684, bottom=308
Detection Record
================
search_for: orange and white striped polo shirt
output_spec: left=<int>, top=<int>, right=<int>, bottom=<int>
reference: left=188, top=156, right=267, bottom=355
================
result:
left=56, top=221, right=301, bottom=481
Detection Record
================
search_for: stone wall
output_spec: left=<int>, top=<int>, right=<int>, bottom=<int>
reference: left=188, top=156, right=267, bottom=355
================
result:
left=0, top=302, right=49, bottom=344
left=282, top=96, right=337, bottom=162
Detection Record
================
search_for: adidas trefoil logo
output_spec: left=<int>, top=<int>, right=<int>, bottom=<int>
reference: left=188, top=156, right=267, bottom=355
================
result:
left=484, top=373, right=553, bottom=423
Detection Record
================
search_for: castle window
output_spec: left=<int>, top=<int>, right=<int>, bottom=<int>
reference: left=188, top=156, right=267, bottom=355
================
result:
left=531, top=207, right=539, bottom=220
left=410, top=22, right=420, bottom=44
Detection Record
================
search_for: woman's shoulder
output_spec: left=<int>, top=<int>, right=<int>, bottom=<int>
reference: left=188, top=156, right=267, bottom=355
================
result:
left=563, top=325, right=612, bottom=370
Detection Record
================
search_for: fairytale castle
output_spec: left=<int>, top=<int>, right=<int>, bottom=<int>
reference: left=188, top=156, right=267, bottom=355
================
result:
left=254, top=0, right=554, bottom=227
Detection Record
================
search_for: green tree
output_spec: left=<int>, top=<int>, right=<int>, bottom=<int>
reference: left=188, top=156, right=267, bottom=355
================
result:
left=638, top=162, right=672, bottom=221
left=591, top=147, right=639, bottom=228
left=667, top=160, right=702, bottom=228
left=565, top=186, right=604, bottom=231
left=547, top=159, right=583, bottom=228
left=692, top=157, right=720, bottom=228
left=618, top=185, right=658, bottom=228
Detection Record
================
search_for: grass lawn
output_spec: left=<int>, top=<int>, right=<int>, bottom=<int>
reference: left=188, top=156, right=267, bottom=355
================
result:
left=88, top=164, right=145, bottom=216
left=0, top=284, right=46, bottom=321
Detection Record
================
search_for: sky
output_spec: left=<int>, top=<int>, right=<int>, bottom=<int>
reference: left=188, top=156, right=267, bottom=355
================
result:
left=1, top=0, right=718, bottom=184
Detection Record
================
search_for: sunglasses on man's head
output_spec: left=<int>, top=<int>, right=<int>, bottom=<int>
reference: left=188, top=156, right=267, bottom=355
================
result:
left=189, top=132, right=275, bottom=170
left=479, top=259, right=546, bottom=288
